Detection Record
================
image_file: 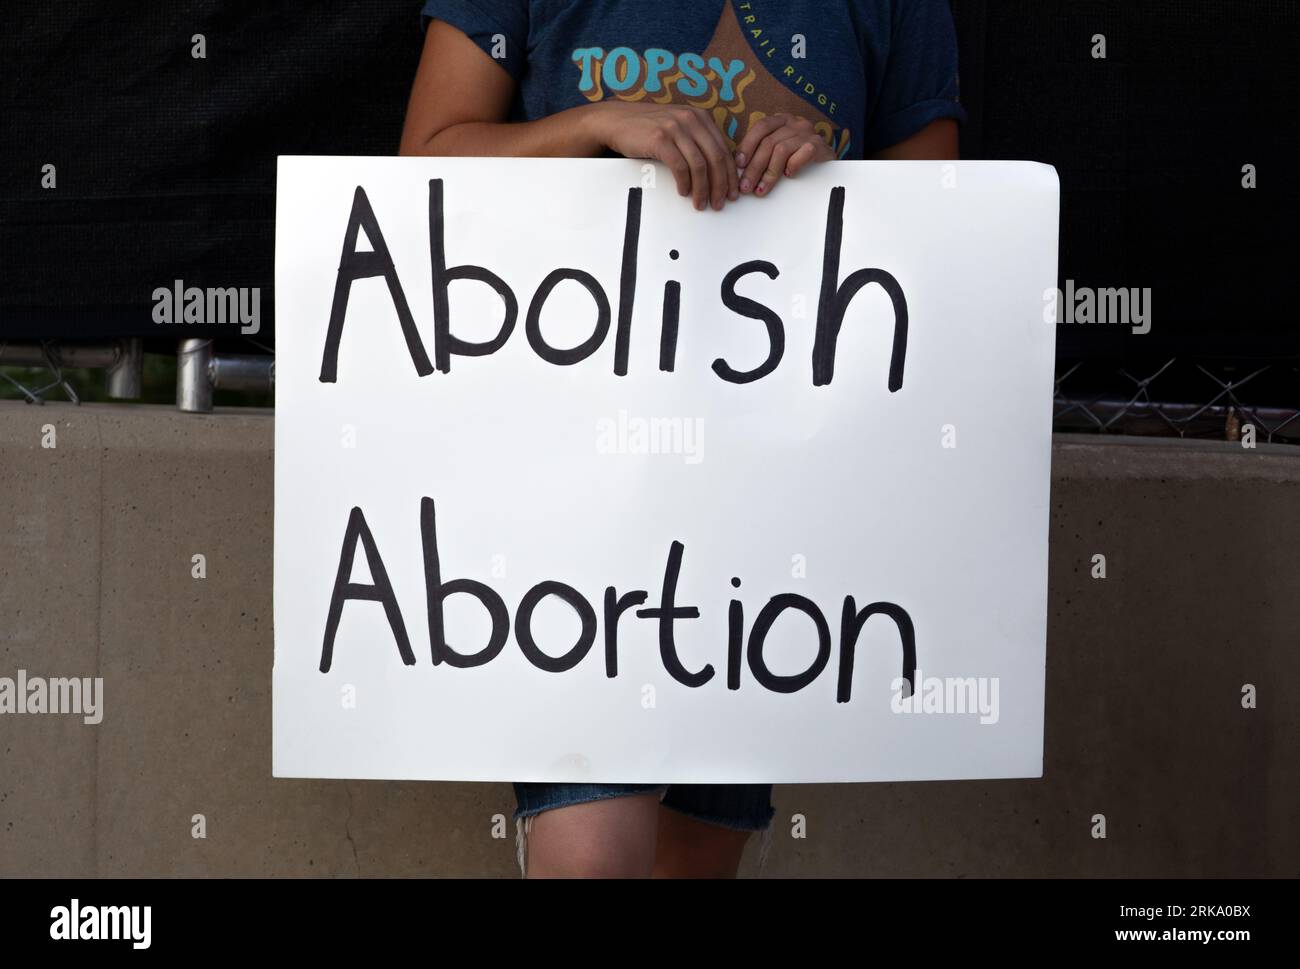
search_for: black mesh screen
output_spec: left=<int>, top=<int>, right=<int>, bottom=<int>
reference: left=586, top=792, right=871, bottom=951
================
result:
left=1, top=0, right=1296, bottom=364
left=1, top=1, right=424, bottom=340
left=957, top=0, right=1298, bottom=361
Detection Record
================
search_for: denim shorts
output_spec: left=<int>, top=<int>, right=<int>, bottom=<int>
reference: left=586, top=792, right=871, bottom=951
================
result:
left=513, top=782, right=775, bottom=832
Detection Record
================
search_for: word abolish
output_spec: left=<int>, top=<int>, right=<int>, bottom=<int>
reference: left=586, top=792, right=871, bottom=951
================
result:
left=319, top=498, right=916, bottom=703
left=318, top=180, right=908, bottom=389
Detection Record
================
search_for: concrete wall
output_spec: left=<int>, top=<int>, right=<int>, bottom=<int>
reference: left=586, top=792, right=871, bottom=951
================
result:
left=1, top=400, right=1296, bottom=877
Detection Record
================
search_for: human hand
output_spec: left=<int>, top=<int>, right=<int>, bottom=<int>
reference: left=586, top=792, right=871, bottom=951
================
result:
left=734, top=113, right=836, bottom=197
left=584, top=101, right=740, bottom=211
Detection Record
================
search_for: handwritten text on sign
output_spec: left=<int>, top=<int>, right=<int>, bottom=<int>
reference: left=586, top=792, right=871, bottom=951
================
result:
left=273, top=157, right=1059, bottom=783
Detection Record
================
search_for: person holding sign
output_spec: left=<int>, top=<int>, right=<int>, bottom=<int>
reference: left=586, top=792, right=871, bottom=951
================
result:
left=399, top=0, right=965, bottom=877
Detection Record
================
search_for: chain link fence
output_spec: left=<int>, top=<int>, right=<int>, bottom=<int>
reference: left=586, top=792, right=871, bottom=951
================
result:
left=0, top=339, right=273, bottom=410
left=1054, top=357, right=1300, bottom=445
left=3, top=342, right=1298, bottom=446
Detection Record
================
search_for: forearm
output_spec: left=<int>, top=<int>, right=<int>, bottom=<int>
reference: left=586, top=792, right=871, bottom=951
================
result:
left=400, top=103, right=607, bottom=158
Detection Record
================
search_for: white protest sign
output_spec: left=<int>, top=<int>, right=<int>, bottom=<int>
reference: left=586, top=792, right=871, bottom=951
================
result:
left=273, top=157, right=1058, bottom=783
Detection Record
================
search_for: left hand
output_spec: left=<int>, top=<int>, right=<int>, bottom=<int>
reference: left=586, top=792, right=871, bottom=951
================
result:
left=734, top=114, right=836, bottom=197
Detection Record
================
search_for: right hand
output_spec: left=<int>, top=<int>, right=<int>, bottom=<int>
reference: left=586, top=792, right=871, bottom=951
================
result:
left=583, top=101, right=740, bottom=212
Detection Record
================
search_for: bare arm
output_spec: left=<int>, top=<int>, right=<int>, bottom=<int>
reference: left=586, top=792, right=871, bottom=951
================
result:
left=870, top=118, right=959, bottom=160
left=397, top=19, right=611, bottom=156
left=398, top=20, right=605, bottom=157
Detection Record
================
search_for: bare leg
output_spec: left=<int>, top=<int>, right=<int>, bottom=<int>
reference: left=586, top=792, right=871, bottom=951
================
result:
left=652, top=806, right=753, bottom=878
left=522, top=793, right=661, bottom=878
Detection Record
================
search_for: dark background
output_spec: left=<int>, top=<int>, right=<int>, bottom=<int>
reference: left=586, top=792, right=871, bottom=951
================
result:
left=2, top=1, right=1296, bottom=389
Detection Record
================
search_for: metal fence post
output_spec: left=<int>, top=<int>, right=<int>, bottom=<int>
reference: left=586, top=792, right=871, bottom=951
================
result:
left=106, top=337, right=143, bottom=399
left=177, top=339, right=214, bottom=412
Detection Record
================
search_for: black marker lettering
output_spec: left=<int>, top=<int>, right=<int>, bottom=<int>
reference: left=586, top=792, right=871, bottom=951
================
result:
left=603, top=587, right=649, bottom=678
left=726, top=596, right=745, bottom=690
left=658, top=280, right=681, bottom=372
left=836, top=598, right=916, bottom=702
left=636, top=541, right=712, bottom=687
left=320, top=186, right=431, bottom=382
left=812, top=186, right=908, bottom=390
left=421, top=497, right=509, bottom=668
left=314, top=501, right=917, bottom=705
left=747, top=593, right=831, bottom=693
left=430, top=178, right=519, bottom=372
left=525, top=269, right=612, bottom=365
left=713, top=260, right=784, bottom=384
left=516, top=581, right=598, bottom=672
left=613, top=188, right=642, bottom=376
left=320, top=506, right=415, bottom=673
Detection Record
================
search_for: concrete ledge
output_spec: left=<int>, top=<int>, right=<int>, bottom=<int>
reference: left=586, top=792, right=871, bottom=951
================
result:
left=1, top=402, right=1297, bottom=876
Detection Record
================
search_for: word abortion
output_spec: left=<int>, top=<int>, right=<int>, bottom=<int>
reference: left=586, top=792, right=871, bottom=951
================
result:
left=318, top=497, right=917, bottom=704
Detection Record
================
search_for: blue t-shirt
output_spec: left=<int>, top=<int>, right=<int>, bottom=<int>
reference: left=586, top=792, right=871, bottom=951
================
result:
left=419, top=0, right=965, bottom=159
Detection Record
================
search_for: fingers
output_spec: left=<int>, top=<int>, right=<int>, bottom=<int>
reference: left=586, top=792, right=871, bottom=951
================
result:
left=738, top=124, right=785, bottom=195
left=689, top=108, right=739, bottom=205
left=739, top=117, right=832, bottom=196
left=734, top=114, right=787, bottom=173
left=670, top=129, right=712, bottom=211
left=783, top=139, right=822, bottom=178
left=754, top=135, right=811, bottom=196
left=651, top=130, right=694, bottom=202
left=669, top=109, right=735, bottom=210
left=650, top=109, right=731, bottom=211
left=653, top=107, right=828, bottom=210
